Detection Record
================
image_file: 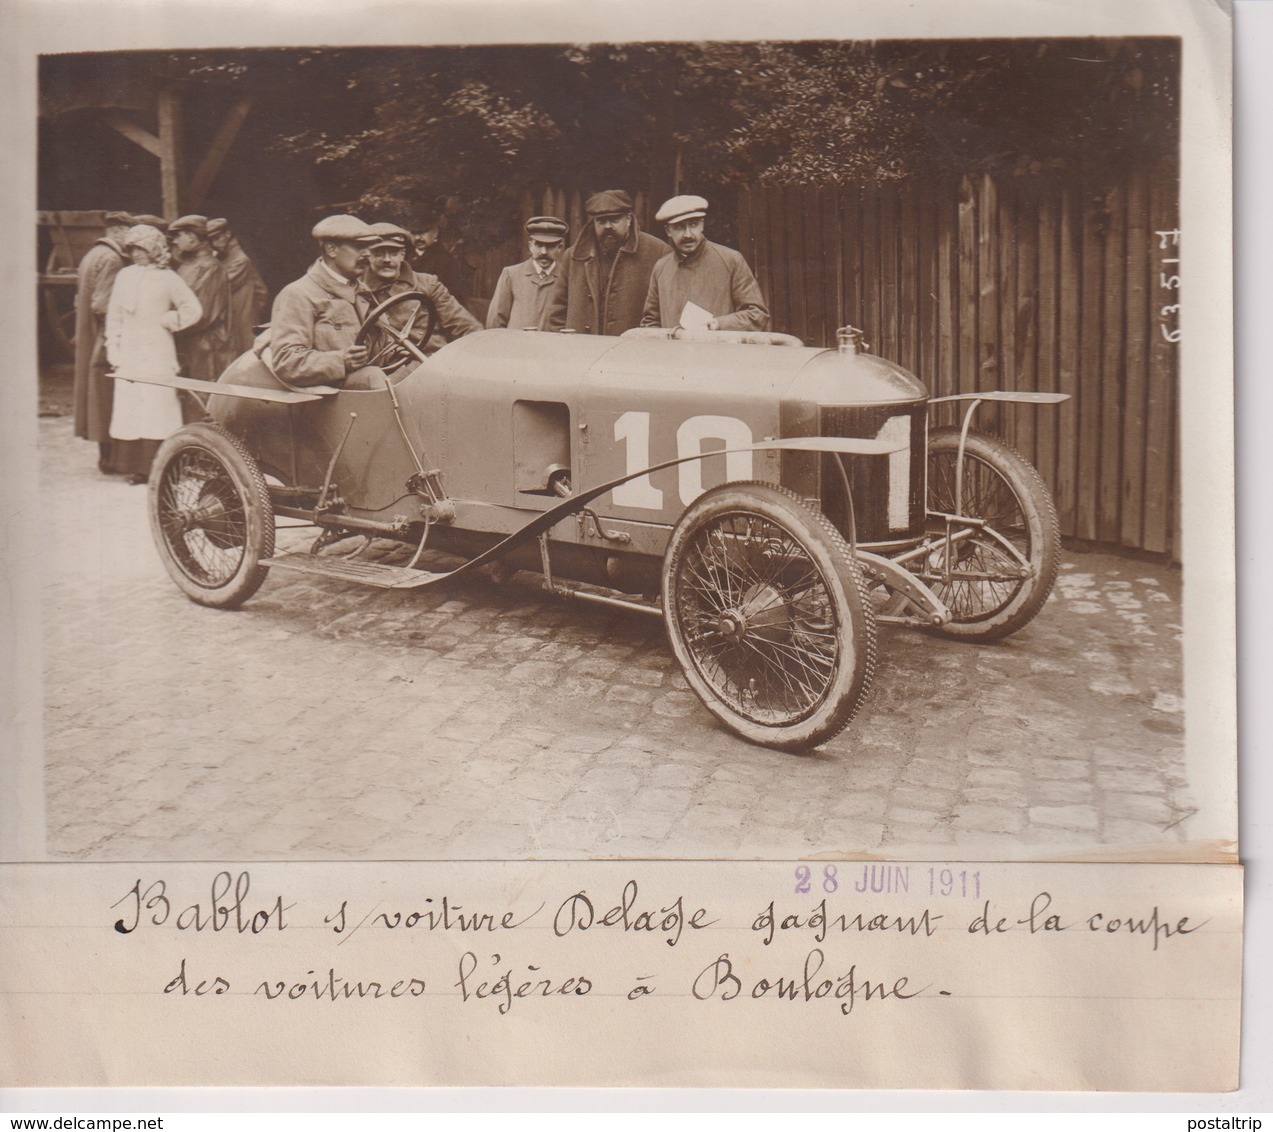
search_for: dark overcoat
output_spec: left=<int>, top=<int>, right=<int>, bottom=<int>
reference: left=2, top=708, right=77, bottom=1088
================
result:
left=548, top=222, right=668, bottom=336
left=72, top=239, right=128, bottom=442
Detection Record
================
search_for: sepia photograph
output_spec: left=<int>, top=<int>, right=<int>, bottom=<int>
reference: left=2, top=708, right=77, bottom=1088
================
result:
left=0, top=0, right=1250, bottom=1101
left=24, top=30, right=1221, bottom=865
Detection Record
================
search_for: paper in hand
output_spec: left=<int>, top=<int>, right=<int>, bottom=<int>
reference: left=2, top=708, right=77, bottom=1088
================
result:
left=678, top=301, right=714, bottom=330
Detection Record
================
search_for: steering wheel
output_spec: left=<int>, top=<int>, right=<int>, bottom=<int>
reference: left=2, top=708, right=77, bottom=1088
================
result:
left=354, top=290, right=439, bottom=374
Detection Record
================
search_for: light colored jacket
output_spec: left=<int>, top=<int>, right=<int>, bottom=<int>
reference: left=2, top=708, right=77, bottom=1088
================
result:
left=641, top=240, right=770, bottom=332
left=270, top=259, right=375, bottom=387
left=486, top=259, right=559, bottom=331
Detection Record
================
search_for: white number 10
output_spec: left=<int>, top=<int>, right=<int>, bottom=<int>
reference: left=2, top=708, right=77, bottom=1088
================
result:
left=611, top=411, right=754, bottom=509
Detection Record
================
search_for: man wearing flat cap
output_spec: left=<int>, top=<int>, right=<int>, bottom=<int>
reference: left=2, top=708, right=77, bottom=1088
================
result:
left=168, top=214, right=233, bottom=382
left=641, top=195, right=769, bottom=332
left=487, top=216, right=569, bottom=331
left=73, top=210, right=138, bottom=472
left=549, top=190, right=668, bottom=336
left=358, top=222, right=482, bottom=357
left=207, top=218, right=269, bottom=354
left=266, top=214, right=390, bottom=389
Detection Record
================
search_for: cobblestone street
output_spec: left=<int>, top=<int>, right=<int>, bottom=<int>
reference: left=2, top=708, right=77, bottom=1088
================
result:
left=36, top=414, right=1191, bottom=862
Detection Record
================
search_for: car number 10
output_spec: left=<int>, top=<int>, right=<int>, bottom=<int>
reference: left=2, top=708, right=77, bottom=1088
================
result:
left=611, top=411, right=755, bottom=510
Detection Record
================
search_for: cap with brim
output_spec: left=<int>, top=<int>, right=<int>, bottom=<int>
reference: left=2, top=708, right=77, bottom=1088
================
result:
left=654, top=195, right=709, bottom=225
left=311, top=214, right=378, bottom=242
left=132, top=214, right=168, bottom=230
left=366, top=222, right=412, bottom=249
left=104, top=211, right=141, bottom=226
left=526, top=215, right=568, bottom=242
left=205, top=218, right=230, bottom=237
left=585, top=190, right=634, bottom=217
left=168, top=214, right=210, bottom=235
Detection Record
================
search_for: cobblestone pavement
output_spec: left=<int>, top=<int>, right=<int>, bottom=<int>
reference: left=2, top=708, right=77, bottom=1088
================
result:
left=35, top=415, right=1190, bottom=861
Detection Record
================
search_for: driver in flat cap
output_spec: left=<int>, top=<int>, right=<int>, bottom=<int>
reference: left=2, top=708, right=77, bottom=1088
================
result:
left=641, top=195, right=769, bottom=332
left=267, top=214, right=389, bottom=388
left=486, top=216, right=569, bottom=330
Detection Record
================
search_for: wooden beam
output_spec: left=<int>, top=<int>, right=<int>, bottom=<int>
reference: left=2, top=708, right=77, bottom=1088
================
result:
left=101, top=112, right=162, bottom=158
left=157, top=88, right=183, bottom=218
left=186, top=96, right=253, bottom=212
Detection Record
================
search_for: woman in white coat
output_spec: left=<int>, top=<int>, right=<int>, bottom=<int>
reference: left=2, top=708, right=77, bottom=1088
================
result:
left=105, top=224, right=203, bottom=484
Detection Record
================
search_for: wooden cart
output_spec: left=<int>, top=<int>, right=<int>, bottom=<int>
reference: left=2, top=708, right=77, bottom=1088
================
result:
left=38, top=210, right=110, bottom=360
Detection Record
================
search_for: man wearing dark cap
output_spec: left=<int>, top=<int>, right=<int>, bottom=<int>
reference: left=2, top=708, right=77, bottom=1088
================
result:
left=486, top=216, right=569, bottom=331
left=408, top=213, right=468, bottom=305
left=549, top=190, right=668, bottom=335
left=641, top=195, right=769, bottom=332
left=168, top=214, right=233, bottom=382
left=358, top=222, right=482, bottom=358
left=267, top=215, right=389, bottom=389
left=207, top=218, right=269, bottom=354
left=73, top=210, right=137, bottom=472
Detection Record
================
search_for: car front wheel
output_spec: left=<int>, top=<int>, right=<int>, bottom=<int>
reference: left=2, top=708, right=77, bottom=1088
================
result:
left=661, top=482, right=876, bottom=752
left=923, top=427, right=1061, bottom=640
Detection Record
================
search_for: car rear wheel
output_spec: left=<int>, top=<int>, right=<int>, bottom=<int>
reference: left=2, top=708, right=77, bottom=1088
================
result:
left=662, top=482, right=876, bottom=752
left=149, top=422, right=275, bottom=609
left=923, top=428, right=1060, bottom=640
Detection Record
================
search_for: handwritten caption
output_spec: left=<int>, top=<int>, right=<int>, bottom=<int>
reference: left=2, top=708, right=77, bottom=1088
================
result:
left=110, top=868, right=1208, bottom=1017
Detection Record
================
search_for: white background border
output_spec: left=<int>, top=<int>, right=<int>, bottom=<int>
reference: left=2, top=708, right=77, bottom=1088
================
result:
left=1, top=0, right=1267, bottom=1113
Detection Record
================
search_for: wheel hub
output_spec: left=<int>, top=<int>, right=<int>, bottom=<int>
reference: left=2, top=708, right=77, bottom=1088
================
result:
left=716, top=583, right=788, bottom=643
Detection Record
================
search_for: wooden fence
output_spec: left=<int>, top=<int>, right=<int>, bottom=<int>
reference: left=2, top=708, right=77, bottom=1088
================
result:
left=469, top=169, right=1181, bottom=557
left=737, top=170, right=1181, bottom=558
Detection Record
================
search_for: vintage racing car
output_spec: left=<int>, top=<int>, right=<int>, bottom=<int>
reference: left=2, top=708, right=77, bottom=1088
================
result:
left=132, top=292, right=1066, bottom=751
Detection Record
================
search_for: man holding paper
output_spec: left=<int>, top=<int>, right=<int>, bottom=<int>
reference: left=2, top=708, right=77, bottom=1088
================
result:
left=640, top=194, right=770, bottom=332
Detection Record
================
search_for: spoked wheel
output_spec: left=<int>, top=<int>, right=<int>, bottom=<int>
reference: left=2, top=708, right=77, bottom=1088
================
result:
left=148, top=422, right=275, bottom=608
left=922, top=427, right=1060, bottom=640
left=662, top=482, right=876, bottom=752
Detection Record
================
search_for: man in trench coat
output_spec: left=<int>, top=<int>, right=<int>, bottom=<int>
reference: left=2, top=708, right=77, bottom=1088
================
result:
left=206, top=218, right=269, bottom=355
left=548, top=190, right=668, bottom=335
left=72, top=210, right=137, bottom=472
left=168, top=215, right=233, bottom=382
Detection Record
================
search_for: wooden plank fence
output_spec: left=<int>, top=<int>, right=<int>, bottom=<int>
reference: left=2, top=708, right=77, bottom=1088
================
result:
left=467, top=169, right=1180, bottom=557
left=736, top=169, right=1181, bottom=558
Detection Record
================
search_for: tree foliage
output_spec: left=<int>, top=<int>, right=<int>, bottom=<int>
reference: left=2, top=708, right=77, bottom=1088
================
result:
left=41, top=39, right=1179, bottom=252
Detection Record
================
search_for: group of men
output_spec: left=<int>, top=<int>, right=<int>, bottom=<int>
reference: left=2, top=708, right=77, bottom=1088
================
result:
left=264, top=189, right=769, bottom=394
left=73, top=190, right=769, bottom=448
left=72, top=210, right=269, bottom=473
left=485, top=190, right=769, bottom=336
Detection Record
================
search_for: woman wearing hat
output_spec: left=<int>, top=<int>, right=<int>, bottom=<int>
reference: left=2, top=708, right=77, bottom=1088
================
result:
left=104, top=225, right=203, bottom=484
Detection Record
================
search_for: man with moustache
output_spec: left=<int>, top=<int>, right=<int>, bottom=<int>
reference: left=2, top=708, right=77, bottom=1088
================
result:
left=549, top=190, right=668, bottom=335
left=640, top=195, right=769, bottom=332
left=167, top=214, right=233, bottom=380
left=266, top=214, right=389, bottom=388
left=358, top=222, right=481, bottom=359
left=486, top=216, right=569, bottom=330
